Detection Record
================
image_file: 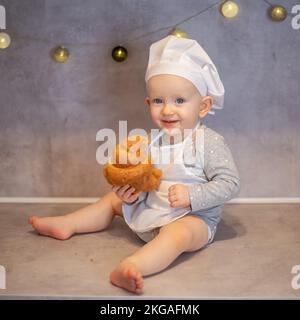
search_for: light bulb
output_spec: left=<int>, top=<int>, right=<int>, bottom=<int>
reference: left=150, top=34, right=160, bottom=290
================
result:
left=268, top=5, right=287, bottom=22
left=51, top=46, right=70, bottom=63
left=0, top=32, right=11, bottom=49
left=220, top=1, right=239, bottom=19
left=170, top=28, right=188, bottom=38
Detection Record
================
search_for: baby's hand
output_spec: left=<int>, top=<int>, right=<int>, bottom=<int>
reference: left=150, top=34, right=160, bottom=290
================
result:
left=112, top=185, right=140, bottom=204
left=168, top=184, right=191, bottom=208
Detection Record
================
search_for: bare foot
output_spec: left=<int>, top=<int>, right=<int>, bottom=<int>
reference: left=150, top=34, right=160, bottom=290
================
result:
left=28, top=215, right=75, bottom=240
left=109, top=260, right=143, bottom=294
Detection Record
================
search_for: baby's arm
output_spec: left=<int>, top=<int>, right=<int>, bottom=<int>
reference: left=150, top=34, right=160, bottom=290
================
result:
left=188, top=130, right=240, bottom=211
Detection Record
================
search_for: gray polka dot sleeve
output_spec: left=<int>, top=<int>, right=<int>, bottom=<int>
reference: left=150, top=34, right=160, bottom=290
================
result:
left=188, top=127, right=240, bottom=211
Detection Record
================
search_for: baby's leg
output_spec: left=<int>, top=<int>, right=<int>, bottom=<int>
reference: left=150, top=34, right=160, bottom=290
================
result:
left=28, top=192, right=122, bottom=240
left=109, top=215, right=208, bottom=294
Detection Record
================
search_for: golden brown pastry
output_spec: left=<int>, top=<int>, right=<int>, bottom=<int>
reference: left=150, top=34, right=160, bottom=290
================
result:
left=103, top=136, right=162, bottom=192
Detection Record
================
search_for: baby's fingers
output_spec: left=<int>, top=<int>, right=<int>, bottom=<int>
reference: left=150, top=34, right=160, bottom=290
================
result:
left=116, top=185, right=131, bottom=197
left=112, top=186, right=121, bottom=193
left=123, top=187, right=135, bottom=200
left=112, top=185, right=128, bottom=194
left=112, top=186, right=126, bottom=196
left=126, top=192, right=140, bottom=203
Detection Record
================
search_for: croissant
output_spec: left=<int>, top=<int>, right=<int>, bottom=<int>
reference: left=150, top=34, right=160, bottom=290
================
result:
left=103, top=136, right=162, bottom=192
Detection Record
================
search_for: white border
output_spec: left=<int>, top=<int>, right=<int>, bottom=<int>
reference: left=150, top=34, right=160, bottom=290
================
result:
left=0, top=197, right=299, bottom=204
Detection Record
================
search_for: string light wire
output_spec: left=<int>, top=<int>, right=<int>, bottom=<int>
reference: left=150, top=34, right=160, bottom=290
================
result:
left=4, top=1, right=292, bottom=48
left=121, top=0, right=223, bottom=46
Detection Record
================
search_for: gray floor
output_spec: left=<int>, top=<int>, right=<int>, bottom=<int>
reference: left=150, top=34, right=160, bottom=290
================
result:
left=0, top=203, right=300, bottom=299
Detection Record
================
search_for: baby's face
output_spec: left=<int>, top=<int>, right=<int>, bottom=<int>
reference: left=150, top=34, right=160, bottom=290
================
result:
left=145, top=74, right=212, bottom=135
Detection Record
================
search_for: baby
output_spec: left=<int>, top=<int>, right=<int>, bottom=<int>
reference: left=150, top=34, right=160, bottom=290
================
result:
left=28, top=35, right=240, bottom=294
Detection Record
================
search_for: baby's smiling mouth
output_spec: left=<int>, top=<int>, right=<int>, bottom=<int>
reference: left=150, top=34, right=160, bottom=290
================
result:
left=160, top=118, right=180, bottom=128
left=161, top=118, right=179, bottom=124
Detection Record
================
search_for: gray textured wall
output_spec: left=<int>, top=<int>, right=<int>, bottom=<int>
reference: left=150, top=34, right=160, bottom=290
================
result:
left=0, top=0, right=299, bottom=197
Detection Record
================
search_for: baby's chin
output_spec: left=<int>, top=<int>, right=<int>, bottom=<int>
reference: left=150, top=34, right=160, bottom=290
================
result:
left=161, top=127, right=183, bottom=136
left=159, top=123, right=194, bottom=136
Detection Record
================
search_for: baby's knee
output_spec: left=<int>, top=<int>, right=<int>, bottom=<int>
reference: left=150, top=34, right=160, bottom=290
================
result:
left=159, top=222, right=193, bottom=251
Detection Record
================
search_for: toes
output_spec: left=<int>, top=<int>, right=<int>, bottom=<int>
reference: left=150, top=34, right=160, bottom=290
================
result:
left=123, top=267, right=134, bottom=282
left=110, top=264, right=144, bottom=294
left=123, top=269, right=136, bottom=290
left=135, top=287, right=143, bottom=294
left=136, top=277, right=143, bottom=285
left=128, top=279, right=136, bottom=291
left=127, top=267, right=139, bottom=278
left=136, top=276, right=143, bottom=287
left=135, top=281, right=143, bottom=293
left=132, top=270, right=143, bottom=283
left=126, top=268, right=143, bottom=293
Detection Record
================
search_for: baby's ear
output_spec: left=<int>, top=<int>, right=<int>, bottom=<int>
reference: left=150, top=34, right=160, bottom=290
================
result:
left=145, top=97, right=151, bottom=107
left=199, top=96, right=213, bottom=118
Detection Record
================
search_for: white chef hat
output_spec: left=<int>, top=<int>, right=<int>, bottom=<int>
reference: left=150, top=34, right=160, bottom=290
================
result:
left=145, top=35, right=225, bottom=115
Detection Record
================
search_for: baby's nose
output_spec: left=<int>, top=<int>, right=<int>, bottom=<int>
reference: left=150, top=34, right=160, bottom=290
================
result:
left=161, top=103, right=174, bottom=115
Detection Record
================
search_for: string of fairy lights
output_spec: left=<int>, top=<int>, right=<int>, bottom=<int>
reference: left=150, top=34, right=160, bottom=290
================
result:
left=0, top=1, right=290, bottom=63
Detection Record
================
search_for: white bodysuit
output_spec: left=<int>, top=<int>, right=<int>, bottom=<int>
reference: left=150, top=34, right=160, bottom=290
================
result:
left=122, top=122, right=240, bottom=243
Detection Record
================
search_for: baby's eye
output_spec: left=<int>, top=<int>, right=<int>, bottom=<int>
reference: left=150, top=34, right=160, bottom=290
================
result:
left=152, top=98, right=163, bottom=104
left=175, top=98, right=185, bottom=104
